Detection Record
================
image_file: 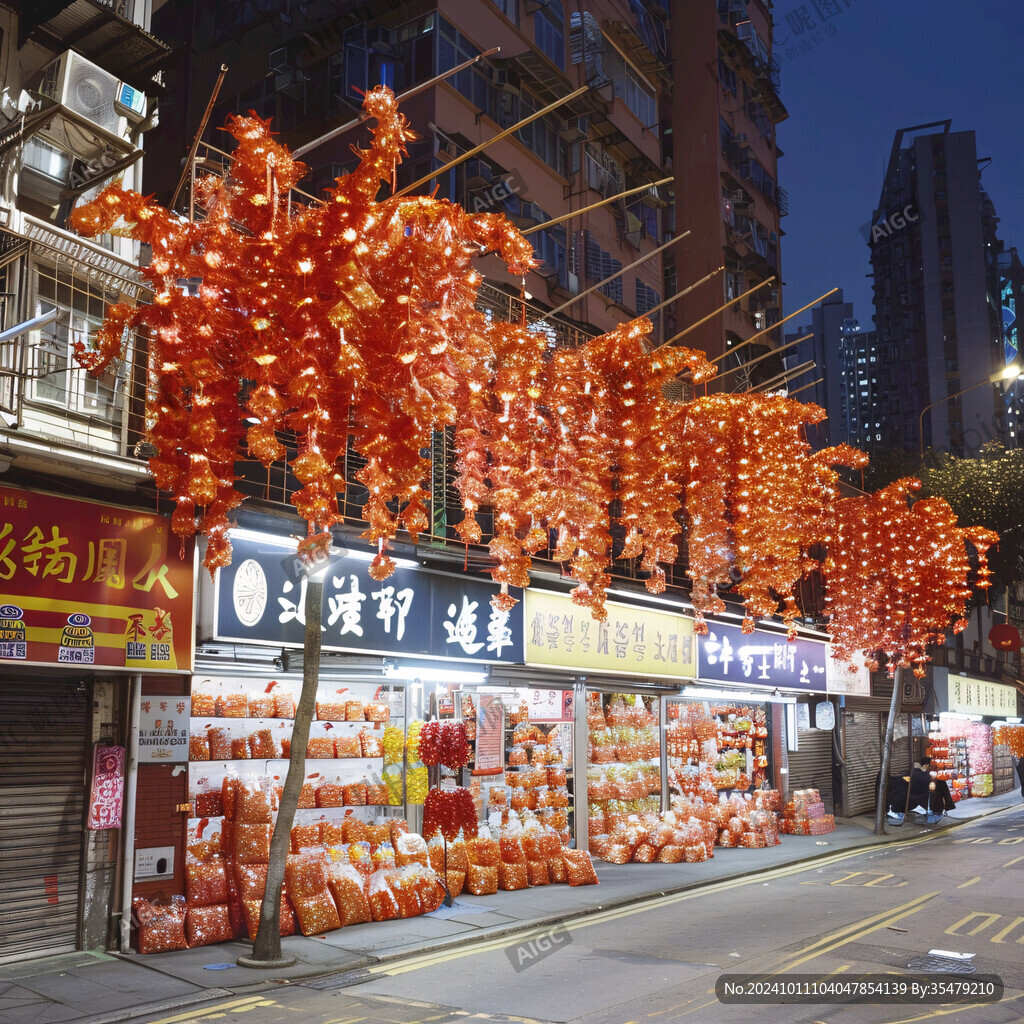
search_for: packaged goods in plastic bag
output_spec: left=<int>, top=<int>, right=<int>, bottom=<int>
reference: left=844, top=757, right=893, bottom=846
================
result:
left=466, top=863, right=498, bottom=895
left=292, top=891, right=341, bottom=935
left=498, top=861, right=529, bottom=890
left=304, top=735, right=334, bottom=759
left=186, top=903, right=234, bottom=947
left=207, top=725, right=232, bottom=761
left=316, top=777, right=344, bottom=807
left=189, top=733, right=210, bottom=761
left=134, top=896, right=187, bottom=954
left=192, top=781, right=223, bottom=818
left=365, top=822, right=391, bottom=849
left=333, top=735, right=360, bottom=758
left=395, top=832, right=429, bottom=868
left=326, top=861, right=372, bottom=926
left=247, top=690, right=275, bottom=718
left=186, top=818, right=220, bottom=861
left=371, top=841, right=396, bottom=870
left=446, top=868, right=465, bottom=898
left=342, top=816, right=369, bottom=845
left=389, top=818, right=410, bottom=843
left=467, top=825, right=499, bottom=867
left=234, top=862, right=268, bottom=900
left=320, top=821, right=345, bottom=846
left=242, top=893, right=296, bottom=940
left=447, top=831, right=470, bottom=874
left=365, top=701, right=390, bottom=723
left=392, top=867, right=424, bottom=918
left=285, top=851, right=329, bottom=898
left=562, top=849, right=600, bottom=886
left=215, top=686, right=247, bottom=718
left=186, top=858, right=229, bottom=906
left=290, top=823, right=320, bottom=852
left=366, top=780, right=388, bottom=805
left=273, top=688, right=296, bottom=719
left=345, top=700, right=366, bottom=722
left=231, top=737, right=250, bottom=759
left=368, top=869, right=400, bottom=921
left=360, top=729, right=383, bottom=758
left=427, top=833, right=447, bottom=873
left=191, top=685, right=216, bottom=718
left=248, top=728, right=280, bottom=759
left=234, top=823, right=272, bottom=864
left=526, top=860, right=549, bottom=886
left=236, top=778, right=272, bottom=823
left=316, top=692, right=348, bottom=720
left=343, top=782, right=368, bottom=806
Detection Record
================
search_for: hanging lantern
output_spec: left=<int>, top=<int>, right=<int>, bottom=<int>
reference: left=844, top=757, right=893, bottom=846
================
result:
left=989, top=623, right=1021, bottom=652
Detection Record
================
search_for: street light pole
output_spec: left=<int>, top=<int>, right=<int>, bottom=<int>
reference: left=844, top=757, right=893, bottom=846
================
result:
left=918, top=362, right=1023, bottom=458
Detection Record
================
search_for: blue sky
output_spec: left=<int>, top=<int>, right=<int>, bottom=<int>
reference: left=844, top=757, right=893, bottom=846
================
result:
left=776, top=1, right=1024, bottom=324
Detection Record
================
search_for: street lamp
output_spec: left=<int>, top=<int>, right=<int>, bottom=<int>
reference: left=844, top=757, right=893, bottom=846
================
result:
left=918, top=362, right=1023, bottom=458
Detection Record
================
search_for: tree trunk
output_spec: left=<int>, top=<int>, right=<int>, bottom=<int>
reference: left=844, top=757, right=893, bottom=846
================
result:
left=244, top=577, right=323, bottom=964
left=874, top=664, right=904, bottom=835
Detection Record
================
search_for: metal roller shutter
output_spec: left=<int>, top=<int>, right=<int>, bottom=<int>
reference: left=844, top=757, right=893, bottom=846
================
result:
left=788, top=729, right=834, bottom=811
left=843, top=710, right=882, bottom=817
left=0, top=680, right=88, bottom=963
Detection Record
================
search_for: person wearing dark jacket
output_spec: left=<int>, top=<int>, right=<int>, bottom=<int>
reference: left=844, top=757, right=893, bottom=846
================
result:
left=914, top=757, right=956, bottom=818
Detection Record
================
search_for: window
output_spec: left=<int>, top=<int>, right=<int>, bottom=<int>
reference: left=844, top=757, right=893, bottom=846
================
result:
left=490, top=0, right=518, bottom=24
left=516, top=91, right=567, bottom=176
left=32, top=264, right=129, bottom=419
left=585, top=235, right=623, bottom=303
left=534, top=1, right=565, bottom=68
left=623, top=62, right=656, bottom=128
left=635, top=278, right=661, bottom=329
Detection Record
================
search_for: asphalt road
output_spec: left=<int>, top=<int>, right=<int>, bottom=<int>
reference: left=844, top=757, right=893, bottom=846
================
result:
left=138, top=806, right=1024, bottom=1024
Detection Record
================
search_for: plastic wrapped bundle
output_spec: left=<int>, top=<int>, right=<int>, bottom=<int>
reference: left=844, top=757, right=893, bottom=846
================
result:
left=234, top=823, right=272, bottom=864
left=343, top=817, right=370, bottom=845
left=248, top=728, right=280, bottom=759
left=186, top=904, right=234, bottom=947
left=306, top=736, right=336, bottom=759
left=365, top=702, right=390, bottom=722
left=343, top=782, right=368, bottom=806
left=296, top=780, right=317, bottom=809
left=466, top=863, right=498, bottom=895
left=360, top=729, right=384, bottom=757
left=316, top=778, right=344, bottom=807
left=216, top=688, right=247, bottom=718
left=392, top=867, right=424, bottom=918
left=134, top=896, right=187, bottom=954
left=333, top=735, right=360, bottom=758
left=368, top=869, right=400, bottom=921
left=345, top=700, right=366, bottom=722
left=247, top=692, right=275, bottom=718
left=395, top=832, right=429, bottom=868
left=446, top=868, right=465, bottom=898
left=562, top=849, right=600, bottom=886
left=189, top=734, right=210, bottom=761
left=235, top=778, right=272, bottom=823
left=526, top=860, right=549, bottom=886
left=292, top=891, right=341, bottom=935
left=320, top=821, right=345, bottom=847
left=235, top=862, right=268, bottom=900
left=657, top=845, right=684, bottom=863
left=285, top=851, right=329, bottom=898
left=316, top=694, right=348, bottom=720
left=290, top=823, right=320, bottom=852
left=191, top=687, right=216, bottom=718
left=193, top=783, right=223, bottom=818
left=207, top=726, right=232, bottom=761
left=242, top=893, right=296, bottom=940
left=186, top=858, right=229, bottom=906
left=366, top=781, right=388, bottom=805
left=274, top=689, right=296, bottom=719
left=326, top=861, right=372, bottom=926
left=371, top=841, right=396, bottom=870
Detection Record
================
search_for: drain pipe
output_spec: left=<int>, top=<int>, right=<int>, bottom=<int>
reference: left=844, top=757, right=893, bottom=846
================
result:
left=119, top=674, right=142, bottom=953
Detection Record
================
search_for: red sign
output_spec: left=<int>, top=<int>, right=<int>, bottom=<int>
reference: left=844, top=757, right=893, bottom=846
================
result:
left=87, top=744, right=125, bottom=830
left=0, top=485, right=194, bottom=671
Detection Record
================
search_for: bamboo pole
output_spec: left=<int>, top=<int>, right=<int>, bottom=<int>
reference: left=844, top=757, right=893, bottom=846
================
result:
left=292, top=48, right=502, bottom=159
left=642, top=266, right=723, bottom=319
left=715, top=333, right=811, bottom=379
left=540, top=230, right=690, bottom=321
left=785, top=376, right=824, bottom=398
left=171, top=63, right=229, bottom=215
left=657, top=276, right=776, bottom=349
left=709, top=287, right=839, bottom=365
left=521, top=177, right=674, bottom=236
left=394, top=85, right=591, bottom=198
left=748, top=359, right=815, bottom=393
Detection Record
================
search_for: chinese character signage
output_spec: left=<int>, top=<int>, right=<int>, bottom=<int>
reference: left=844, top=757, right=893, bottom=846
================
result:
left=87, top=744, right=125, bottom=829
left=138, top=696, right=191, bottom=762
left=697, top=621, right=827, bottom=692
left=0, top=485, right=194, bottom=671
left=524, top=590, right=695, bottom=678
left=472, top=694, right=505, bottom=776
left=946, top=675, right=1018, bottom=717
left=508, top=686, right=574, bottom=723
left=208, top=534, right=524, bottom=663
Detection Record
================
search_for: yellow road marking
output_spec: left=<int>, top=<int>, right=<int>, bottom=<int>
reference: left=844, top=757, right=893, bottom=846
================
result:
left=147, top=997, right=267, bottom=1024
left=945, top=911, right=1001, bottom=936
left=879, top=992, right=1023, bottom=1024
left=990, top=916, right=1024, bottom=943
left=1004, top=855, right=1024, bottom=867
left=954, top=876, right=981, bottom=888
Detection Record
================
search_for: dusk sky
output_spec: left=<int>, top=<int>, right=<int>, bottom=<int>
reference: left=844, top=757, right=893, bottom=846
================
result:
left=776, top=1, right=1024, bottom=325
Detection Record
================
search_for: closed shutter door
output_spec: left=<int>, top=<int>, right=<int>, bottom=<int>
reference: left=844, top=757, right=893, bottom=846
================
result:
left=843, top=710, right=882, bottom=817
left=0, top=680, right=88, bottom=963
left=788, top=729, right=834, bottom=811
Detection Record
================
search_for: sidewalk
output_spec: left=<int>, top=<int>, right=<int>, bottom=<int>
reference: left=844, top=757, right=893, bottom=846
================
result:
left=2, top=789, right=1020, bottom=1024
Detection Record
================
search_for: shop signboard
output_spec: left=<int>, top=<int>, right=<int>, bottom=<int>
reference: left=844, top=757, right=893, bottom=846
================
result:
left=523, top=589, right=695, bottom=678
left=946, top=675, right=1017, bottom=717
left=696, top=621, right=828, bottom=693
left=507, top=686, right=574, bottom=723
left=825, top=653, right=871, bottom=695
left=209, top=533, right=524, bottom=664
left=472, top=693, right=505, bottom=775
left=0, top=485, right=194, bottom=671
left=86, top=744, right=125, bottom=829
left=138, top=696, right=191, bottom=762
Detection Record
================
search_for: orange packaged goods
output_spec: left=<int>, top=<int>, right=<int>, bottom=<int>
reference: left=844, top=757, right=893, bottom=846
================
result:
left=290, top=823, right=320, bottom=852
left=216, top=688, right=247, bottom=718
left=446, top=868, right=466, bottom=898
left=247, top=692, right=275, bottom=718
left=368, top=869, right=400, bottom=921
left=333, top=735, right=360, bottom=758
left=343, top=782, right=368, bottom=806
left=186, top=858, right=229, bottom=906
left=191, top=687, right=216, bottom=718
left=193, top=783, right=222, bottom=818
left=426, top=833, right=446, bottom=873
left=316, top=778, right=344, bottom=807
left=231, top=738, right=250, bottom=759
left=186, top=904, right=235, bottom=947
left=498, top=861, right=529, bottom=890
left=274, top=688, right=296, bottom=719
left=207, top=726, right=232, bottom=761
left=371, top=841, right=396, bottom=870
left=326, top=861, right=372, bottom=926
left=234, top=823, right=272, bottom=863
left=234, top=862, right=268, bottom=899
left=248, top=728, right=279, bottom=759
left=366, top=780, right=388, bottom=805
left=297, top=780, right=317, bottom=809
left=285, top=851, right=328, bottom=898
left=527, top=860, right=550, bottom=886
left=306, top=736, right=335, bottom=759
left=416, top=868, right=446, bottom=914
left=293, top=891, right=342, bottom=935
left=392, top=868, right=423, bottom=918
left=236, top=779, right=272, bottom=822
left=562, top=849, right=600, bottom=886
left=365, top=701, right=390, bottom=722
left=447, top=832, right=469, bottom=875
left=395, top=832, right=429, bottom=867
left=365, top=822, right=391, bottom=850
left=466, top=863, right=498, bottom=895
left=316, top=693, right=348, bottom=720
left=134, top=896, right=187, bottom=954
left=342, top=816, right=369, bottom=844
left=242, top=893, right=296, bottom=940
left=360, top=729, right=383, bottom=758
left=189, top=734, right=210, bottom=761
left=467, top=826, right=500, bottom=867
left=345, top=700, right=366, bottom=721
left=320, top=821, right=345, bottom=846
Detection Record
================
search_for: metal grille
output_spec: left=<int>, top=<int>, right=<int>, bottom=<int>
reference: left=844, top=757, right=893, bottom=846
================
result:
left=843, top=710, right=882, bottom=817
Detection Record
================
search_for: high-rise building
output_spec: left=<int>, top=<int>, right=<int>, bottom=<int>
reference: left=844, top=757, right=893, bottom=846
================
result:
left=870, top=121, right=1011, bottom=456
left=668, top=0, right=787, bottom=382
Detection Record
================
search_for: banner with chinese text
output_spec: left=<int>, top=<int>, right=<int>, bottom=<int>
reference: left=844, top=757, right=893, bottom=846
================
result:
left=208, top=533, right=524, bottom=664
left=524, top=590, right=695, bottom=678
left=696, top=621, right=828, bottom=693
left=0, top=486, right=194, bottom=671
left=945, top=675, right=1018, bottom=717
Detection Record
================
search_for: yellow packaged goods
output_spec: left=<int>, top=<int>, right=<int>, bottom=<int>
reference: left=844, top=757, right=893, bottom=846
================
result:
left=189, top=734, right=210, bottom=761
left=134, top=896, right=187, bottom=954
left=526, top=860, right=550, bottom=886
left=562, top=849, right=600, bottom=885
left=207, top=726, right=232, bottom=761
left=186, top=904, right=234, bottom=947
left=360, top=729, right=383, bottom=757
left=215, top=690, right=247, bottom=718
left=327, top=861, right=372, bottom=926
left=285, top=851, right=329, bottom=898
left=186, top=859, right=229, bottom=906
left=292, top=892, right=342, bottom=935
left=248, top=728, right=279, bottom=759
left=498, top=862, right=529, bottom=890
left=368, top=870, right=400, bottom=921
left=382, top=724, right=404, bottom=764
left=466, top=863, right=498, bottom=895
left=345, top=700, right=366, bottom=721
left=306, top=736, right=335, bottom=758
left=234, top=823, right=272, bottom=863
left=242, top=894, right=295, bottom=940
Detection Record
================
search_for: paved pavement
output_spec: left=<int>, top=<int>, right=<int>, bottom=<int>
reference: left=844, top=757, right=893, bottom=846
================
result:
left=1, top=789, right=1020, bottom=1024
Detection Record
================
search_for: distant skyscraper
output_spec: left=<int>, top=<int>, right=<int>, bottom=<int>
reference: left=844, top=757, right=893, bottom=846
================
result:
left=870, top=121, right=1011, bottom=456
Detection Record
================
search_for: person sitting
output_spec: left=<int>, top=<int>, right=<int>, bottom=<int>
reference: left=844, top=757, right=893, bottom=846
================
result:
left=915, top=757, right=956, bottom=818
left=880, top=768, right=934, bottom=824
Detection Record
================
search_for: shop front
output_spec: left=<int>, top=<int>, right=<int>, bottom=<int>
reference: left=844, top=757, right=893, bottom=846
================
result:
left=0, top=484, right=194, bottom=962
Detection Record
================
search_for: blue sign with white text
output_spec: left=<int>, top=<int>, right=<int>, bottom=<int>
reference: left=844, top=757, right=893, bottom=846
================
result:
left=696, top=621, right=827, bottom=692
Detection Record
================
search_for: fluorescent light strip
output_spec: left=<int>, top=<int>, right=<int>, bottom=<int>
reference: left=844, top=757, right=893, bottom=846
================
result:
left=227, top=528, right=418, bottom=568
left=680, top=686, right=798, bottom=704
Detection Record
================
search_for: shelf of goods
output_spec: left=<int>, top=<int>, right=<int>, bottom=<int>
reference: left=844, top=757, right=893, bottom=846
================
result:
left=586, top=694, right=783, bottom=864
left=927, top=724, right=972, bottom=801
left=992, top=744, right=1015, bottom=795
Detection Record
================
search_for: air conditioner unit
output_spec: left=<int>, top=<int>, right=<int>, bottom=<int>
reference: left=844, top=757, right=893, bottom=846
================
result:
left=33, top=51, right=127, bottom=140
